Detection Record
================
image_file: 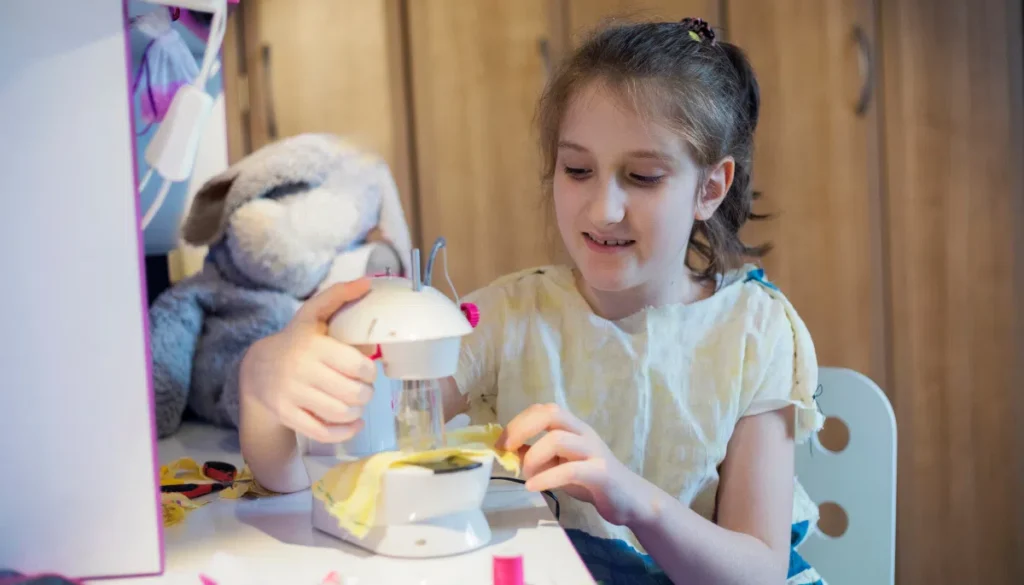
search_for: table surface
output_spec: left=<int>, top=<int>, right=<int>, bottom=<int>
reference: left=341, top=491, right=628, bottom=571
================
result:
left=96, top=422, right=595, bottom=585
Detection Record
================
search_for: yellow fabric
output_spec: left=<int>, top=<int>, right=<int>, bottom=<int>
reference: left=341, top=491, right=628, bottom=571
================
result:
left=161, top=492, right=206, bottom=527
left=312, top=423, right=520, bottom=538
left=160, top=457, right=207, bottom=485
left=219, top=465, right=281, bottom=499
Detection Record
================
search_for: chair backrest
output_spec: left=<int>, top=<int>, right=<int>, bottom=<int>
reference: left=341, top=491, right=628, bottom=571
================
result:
left=794, top=367, right=897, bottom=585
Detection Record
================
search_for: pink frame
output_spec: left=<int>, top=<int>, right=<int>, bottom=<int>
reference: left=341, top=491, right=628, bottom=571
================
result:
left=121, top=0, right=166, bottom=579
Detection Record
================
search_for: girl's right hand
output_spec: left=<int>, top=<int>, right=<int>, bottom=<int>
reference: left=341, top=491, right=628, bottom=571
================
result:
left=240, top=278, right=377, bottom=443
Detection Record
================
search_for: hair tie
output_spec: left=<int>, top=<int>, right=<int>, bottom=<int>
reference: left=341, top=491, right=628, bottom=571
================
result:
left=680, top=17, right=716, bottom=45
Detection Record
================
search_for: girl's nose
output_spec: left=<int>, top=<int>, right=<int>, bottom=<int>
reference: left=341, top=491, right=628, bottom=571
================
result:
left=587, top=177, right=627, bottom=226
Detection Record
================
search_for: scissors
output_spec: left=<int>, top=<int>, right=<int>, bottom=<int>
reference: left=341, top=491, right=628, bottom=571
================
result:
left=160, top=460, right=237, bottom=499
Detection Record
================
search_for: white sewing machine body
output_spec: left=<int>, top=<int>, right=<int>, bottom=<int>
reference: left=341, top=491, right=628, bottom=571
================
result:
left=301, top=244, right=495, bottom=558
left=303, top=449, right=495, bottom=558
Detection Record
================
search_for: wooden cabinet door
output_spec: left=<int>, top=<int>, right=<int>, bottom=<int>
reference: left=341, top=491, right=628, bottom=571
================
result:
left=566, top=0, right=720, bottom=42
left=237, top=0, right=416, bottom=237
left=407, top=0, right=557, bottom=294
left=727, top=0, right=886, bottom=387
left=879, top=0, right=1024, bottom=583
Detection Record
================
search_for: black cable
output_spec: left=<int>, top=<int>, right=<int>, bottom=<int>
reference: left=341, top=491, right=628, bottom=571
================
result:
left=490, top=476, right=560, bottom=520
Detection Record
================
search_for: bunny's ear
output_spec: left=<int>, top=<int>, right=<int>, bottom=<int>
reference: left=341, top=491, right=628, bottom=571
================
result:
left=179, top=133, right=345, bottom=246
left=180, top=167, right=241, bottom=246
left=372, top=162, right=413, bottom=275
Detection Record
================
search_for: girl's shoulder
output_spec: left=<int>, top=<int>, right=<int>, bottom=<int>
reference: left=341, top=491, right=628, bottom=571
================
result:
left=706, top=265, right=804, bottom=333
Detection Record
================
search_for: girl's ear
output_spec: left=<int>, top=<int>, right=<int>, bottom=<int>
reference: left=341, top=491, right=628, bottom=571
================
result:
left=695, top=156, right=735, bottom=221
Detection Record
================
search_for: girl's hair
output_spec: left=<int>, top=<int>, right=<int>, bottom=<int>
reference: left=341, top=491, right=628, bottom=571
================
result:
left=537, top=17, right=770, bottom=281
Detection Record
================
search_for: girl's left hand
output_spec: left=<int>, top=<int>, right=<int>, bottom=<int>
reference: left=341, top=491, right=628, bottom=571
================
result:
left=498, top=403, right=656, bottom=527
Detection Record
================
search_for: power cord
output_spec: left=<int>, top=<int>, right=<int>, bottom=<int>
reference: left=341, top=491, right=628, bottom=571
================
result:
left=490, top=476, right=560, bottom=520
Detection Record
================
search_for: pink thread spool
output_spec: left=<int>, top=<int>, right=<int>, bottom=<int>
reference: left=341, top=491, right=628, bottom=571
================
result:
left=460, top=302, right=481, bottom=328
left=493, top=555, right=524, bottom=585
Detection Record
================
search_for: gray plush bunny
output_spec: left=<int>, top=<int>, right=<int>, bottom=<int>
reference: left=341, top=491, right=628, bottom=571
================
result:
left=149, top=133, right=412, bottom=438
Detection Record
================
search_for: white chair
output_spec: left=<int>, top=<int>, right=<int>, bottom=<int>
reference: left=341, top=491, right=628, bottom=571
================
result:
left=794, top=367, right=897, bottom=585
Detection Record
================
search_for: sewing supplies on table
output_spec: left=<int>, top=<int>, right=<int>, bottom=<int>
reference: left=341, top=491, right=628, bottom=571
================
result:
left=158, top=457, right=278, bottom=526
left=160, top=460, right=237, bottom=498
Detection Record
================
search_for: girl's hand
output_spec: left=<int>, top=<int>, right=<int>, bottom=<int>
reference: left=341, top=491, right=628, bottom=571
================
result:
left=240, top=279, right=377, bottom=444
left=499, top=403, right=657, bottom=527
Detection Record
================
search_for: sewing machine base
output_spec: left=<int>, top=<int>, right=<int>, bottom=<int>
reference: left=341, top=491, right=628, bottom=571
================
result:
left=312, top=503, right=493, bottom=558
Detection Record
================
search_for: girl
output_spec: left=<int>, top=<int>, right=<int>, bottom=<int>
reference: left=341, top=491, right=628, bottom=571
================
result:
left=239, top=17, right=826, bottom=585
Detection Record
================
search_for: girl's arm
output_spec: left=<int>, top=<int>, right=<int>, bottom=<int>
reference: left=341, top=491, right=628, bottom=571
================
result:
left=628, top=406, right=795, bottom=585
left=239, top=279, right=378, bottom=494
left=239, top=386, right=310, bottom=493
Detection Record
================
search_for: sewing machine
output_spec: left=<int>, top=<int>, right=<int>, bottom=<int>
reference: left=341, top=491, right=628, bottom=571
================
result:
left=302, top=240, right=497, bottom=558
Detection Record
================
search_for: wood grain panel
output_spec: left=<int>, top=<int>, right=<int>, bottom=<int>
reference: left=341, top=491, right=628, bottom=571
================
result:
left=243, top=0, right=417, bottom=242
left=221, top=6, right=247, bottom=163
left=728, top=0, right=886, bottom=386
left=407, top=0, right=556, bottom=294
left=879, top=0, right=1024, bottom=582
left=566, top=0, right=720, bottom=43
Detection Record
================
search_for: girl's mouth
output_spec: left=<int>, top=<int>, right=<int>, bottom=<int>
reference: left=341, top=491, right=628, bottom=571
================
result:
left=583, top=232, right=636, bottom=252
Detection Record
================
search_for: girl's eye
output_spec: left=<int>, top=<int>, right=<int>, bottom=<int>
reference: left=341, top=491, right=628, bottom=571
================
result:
left=629, top=173, right=664, bottom=186
left=564, top=166, right=592, bottom=179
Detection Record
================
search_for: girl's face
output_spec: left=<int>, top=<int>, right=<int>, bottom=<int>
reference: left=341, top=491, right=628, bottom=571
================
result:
left=554, top=82, right=726, bottom=298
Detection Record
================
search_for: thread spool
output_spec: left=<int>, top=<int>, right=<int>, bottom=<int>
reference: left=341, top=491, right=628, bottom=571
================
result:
left=493, top=555, right=524, bottom=585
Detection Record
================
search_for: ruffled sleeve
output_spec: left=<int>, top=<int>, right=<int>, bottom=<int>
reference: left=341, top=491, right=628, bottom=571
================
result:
left=741, top=290, right=825, bottom=445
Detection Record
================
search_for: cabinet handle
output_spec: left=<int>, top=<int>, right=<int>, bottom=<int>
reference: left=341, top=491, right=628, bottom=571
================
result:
left=538, top=37, right=552, bottom=79
left=852, top=25, right=873, bottom=117
left=260, top=44, right=279, bottom=140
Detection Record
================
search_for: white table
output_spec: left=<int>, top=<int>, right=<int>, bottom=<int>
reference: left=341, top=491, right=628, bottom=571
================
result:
left=100, top=422, right=595, bottom=585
